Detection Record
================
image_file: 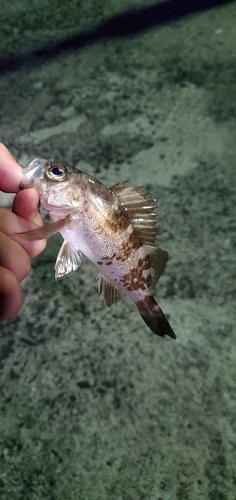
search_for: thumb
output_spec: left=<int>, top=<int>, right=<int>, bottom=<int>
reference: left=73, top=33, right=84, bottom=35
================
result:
left=12, top=188, right=44, bottom=226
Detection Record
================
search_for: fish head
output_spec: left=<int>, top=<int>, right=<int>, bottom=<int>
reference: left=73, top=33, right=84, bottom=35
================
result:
left=21, top=157, right=86, bottom=214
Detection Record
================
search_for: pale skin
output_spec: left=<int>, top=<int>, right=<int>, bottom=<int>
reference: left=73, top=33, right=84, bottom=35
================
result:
left=0, top=143, right=46, bottom=321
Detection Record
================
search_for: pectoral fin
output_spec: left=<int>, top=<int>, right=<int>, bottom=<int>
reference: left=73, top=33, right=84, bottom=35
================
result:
left=55, top=241, right=83, bottom=281
left=14, top=215, right=72, bottom=240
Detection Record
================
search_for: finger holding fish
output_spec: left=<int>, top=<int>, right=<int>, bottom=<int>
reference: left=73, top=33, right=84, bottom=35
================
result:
left=13, top=187, right=45, bottom=228
left=0, top=145, right=47, bottom=322
left=0, top=265, right=23, bottom=321
left=0, top=207, right=34, bottom=321
left=0, top=204, right=46, bottom=259
left=0, top=142, right=23, bottom=193
left=0, top=143, right=46, bottom=257
left=0, top=227, right=31, bottom=282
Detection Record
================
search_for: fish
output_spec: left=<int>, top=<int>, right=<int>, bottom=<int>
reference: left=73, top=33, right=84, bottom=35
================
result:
left=18, top=157, right=176, bottom=339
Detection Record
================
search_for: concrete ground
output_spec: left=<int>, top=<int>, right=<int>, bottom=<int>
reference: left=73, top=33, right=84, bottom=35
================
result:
left=0, top=2, right=236, bottom=499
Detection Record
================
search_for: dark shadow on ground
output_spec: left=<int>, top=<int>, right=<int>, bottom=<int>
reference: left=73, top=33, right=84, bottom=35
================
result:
left=0, top=0, right=233, bottom=74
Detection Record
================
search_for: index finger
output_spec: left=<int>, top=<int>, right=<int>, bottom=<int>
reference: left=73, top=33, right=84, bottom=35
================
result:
left=0, top=143, right=24, bottom=193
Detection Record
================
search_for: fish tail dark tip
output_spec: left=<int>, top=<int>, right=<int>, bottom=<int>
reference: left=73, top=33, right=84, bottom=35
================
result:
left=140, top=312, right=176, bottom=339
left=137, top=298, right=176, bottom=339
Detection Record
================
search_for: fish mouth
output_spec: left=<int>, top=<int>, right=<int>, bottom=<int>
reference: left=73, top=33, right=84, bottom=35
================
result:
left=20, top=157, right=48, bottom=189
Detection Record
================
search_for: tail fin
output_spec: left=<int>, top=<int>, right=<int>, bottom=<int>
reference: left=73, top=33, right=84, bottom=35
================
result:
left=136, top=296, right=176, bottom=339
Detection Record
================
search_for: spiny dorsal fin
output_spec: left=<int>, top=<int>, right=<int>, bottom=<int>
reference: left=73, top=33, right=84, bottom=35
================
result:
left=109, top=180, right=129, bottom=193
left=98, top=274, right=123, bottom=307
left=110, top=183, right=158, bottom=245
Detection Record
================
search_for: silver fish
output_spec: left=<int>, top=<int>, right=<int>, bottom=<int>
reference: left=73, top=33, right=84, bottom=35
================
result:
left=19, top=158, right=175, bottom=339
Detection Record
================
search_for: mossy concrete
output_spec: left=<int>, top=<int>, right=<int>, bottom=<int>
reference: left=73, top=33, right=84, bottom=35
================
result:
left=0, top=2, right=236, bottom=499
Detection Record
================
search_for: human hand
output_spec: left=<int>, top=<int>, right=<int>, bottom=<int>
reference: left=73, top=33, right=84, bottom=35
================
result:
left=0, top=143, right=46, bottom=321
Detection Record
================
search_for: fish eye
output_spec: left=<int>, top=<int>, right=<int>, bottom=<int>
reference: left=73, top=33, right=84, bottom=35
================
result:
left=46, top=163, right=67, bottom=181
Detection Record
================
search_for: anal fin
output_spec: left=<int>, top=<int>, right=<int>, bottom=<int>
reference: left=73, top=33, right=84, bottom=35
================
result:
left=98, top=275, right=123, bottom=307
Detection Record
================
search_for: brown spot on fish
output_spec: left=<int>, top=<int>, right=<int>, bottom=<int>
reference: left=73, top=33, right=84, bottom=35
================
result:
left=121, top=255, right=151, bottom=291
left=137, top=295, right=157, bottom=315
left=138, top=256, right=150, bottom=270
left=146, top=273, right=152, bottom=289
left=101, top=253, right=117, bottom=261
left=115, top=228, right=143, bottom=262
left=110, top=207, right=131, bottom=232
